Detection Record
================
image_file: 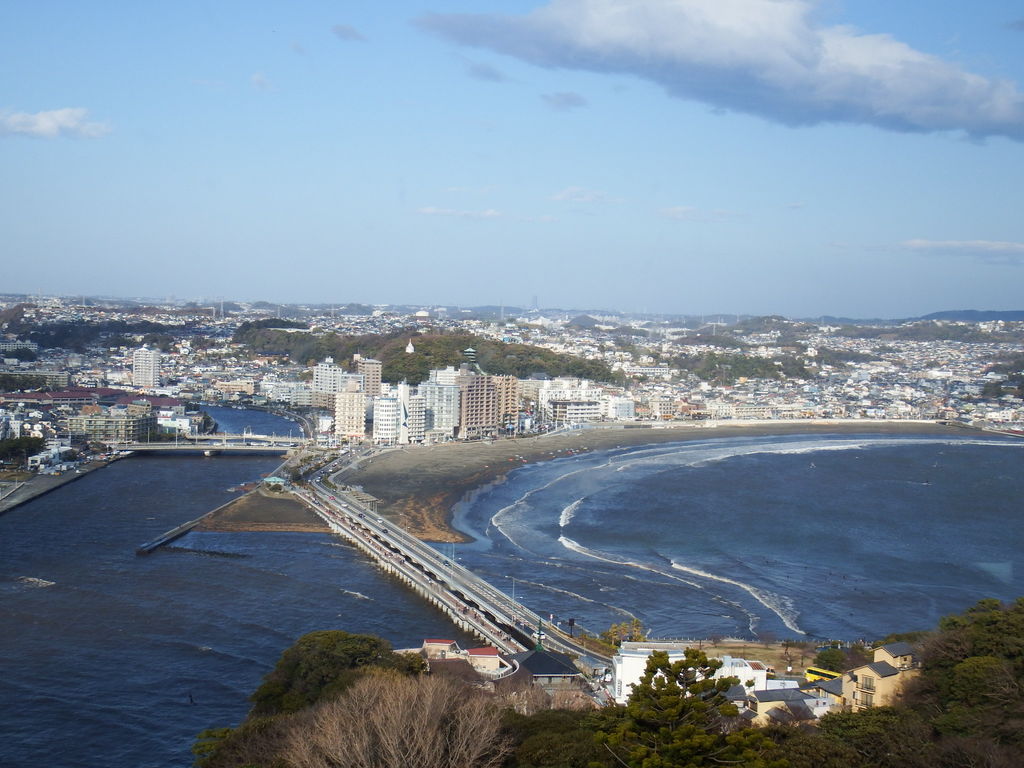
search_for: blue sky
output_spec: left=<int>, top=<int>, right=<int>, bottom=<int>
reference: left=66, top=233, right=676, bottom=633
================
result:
left=3, top=0, right=1023, bottom=318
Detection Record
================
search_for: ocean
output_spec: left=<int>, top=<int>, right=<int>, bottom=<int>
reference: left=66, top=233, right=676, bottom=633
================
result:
left=0, top=407, right=472, bottom=768
left=2, top=417, right=1021, bottom=767
left=449, top=431, right=1024, bottom=643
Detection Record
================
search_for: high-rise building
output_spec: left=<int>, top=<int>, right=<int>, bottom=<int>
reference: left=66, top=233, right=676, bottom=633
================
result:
left=419, top=381, right=460, bottom=439
left=356, top=356, right=383, bottom=397
left=311, top=357, right=364, bottom=409
left=372, top=394, right=399, bottom=445
left=132, top=346, right=161, bottom=389
left=455, top=373, right=520, bottom=439
left=334, top=384, right=367, bottom=441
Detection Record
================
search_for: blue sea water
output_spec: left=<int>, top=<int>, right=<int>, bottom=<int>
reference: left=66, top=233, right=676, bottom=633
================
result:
left=0, top=408, right=472, bottom=768
left=2, top=421, right=1022, bottom=767
left=449, top=432, right=1024, bottom=643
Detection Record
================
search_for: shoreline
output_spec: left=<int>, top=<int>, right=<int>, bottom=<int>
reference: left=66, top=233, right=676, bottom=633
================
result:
left=0, top=455, right=126, bottom=517
left=342, top=419, right=982, bottom=542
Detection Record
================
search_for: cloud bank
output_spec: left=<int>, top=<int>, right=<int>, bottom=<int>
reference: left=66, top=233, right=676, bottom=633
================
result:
left=418, top=0, right=1024, bottom=141
left=0, top=107, right=110, bottom=138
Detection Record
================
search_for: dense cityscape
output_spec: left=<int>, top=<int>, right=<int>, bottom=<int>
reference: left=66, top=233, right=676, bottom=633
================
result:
left=2, top=295, right=1022, bottom=470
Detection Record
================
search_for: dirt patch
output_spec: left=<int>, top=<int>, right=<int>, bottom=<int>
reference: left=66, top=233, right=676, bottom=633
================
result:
left=198, top=488, right=330, bottom=533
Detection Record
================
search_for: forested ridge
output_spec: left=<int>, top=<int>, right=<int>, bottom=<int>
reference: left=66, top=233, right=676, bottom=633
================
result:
left=233, top=326, right=618, bottom=384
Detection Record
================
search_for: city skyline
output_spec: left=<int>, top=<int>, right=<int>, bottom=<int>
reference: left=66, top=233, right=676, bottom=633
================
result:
left=3, top=1, right=1023, bottom=317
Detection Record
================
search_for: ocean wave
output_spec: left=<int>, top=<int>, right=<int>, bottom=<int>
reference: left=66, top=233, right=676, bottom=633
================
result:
left=559, top=498, right=585, bottom=528
left=669, top=561, right=803, bottom=635
left=557, top=536, right=703, bottom=591
left=16, top=576, right=56, bottom=589
left=558, top=536, right=768, bottom=634
left=340, top=589, right=372, bottom=600
left=513, top=577, right=636, bottom=619
left=603, top=434, right=1019, bottom=477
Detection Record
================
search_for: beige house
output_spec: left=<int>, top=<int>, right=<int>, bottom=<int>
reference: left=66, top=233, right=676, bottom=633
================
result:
left=840, top=642, right=920, bottom=711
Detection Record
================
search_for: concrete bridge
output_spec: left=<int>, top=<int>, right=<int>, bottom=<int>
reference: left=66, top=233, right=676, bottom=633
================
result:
left=118, top=433, right=305, bottom=454
left=298, top=473, right=611, bottom=667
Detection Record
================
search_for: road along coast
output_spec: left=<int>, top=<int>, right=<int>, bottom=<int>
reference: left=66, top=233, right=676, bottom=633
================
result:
left=341, top=420, right=969, bottom=542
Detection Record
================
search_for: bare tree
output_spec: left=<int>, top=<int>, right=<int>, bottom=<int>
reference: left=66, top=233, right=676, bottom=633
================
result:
left=281, top=670, right=510, bottom=768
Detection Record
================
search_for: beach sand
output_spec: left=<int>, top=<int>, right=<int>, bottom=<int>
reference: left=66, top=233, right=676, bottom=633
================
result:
left=340, top=421, right=969, bottom=542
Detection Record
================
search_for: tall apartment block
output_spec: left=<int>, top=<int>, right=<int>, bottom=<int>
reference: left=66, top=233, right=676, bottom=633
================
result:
left=132, top=346, right=161, bottom=389
left=355, top=356, right=383, bottom=397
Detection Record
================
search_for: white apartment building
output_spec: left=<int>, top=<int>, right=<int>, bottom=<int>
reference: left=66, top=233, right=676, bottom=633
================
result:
left=260, top=380, right=312, bottom=407
left=312, top=357, right=363, bottom=408
left=419, top=380, right=460, bottom=439
left=372, top=396, right=400, bottom=445
left=334, top=388, right=367, bottom=441
left=611, top=642, right=772, bottom=705
left=537, top=379, right=605, bottom=424
left=429, top=365, right=460, bottom=387
left=132, top=346, right=161, bottom=389
left=372, top=383, right=425, bottom=445
left=604, top=395, right=636, bottom=420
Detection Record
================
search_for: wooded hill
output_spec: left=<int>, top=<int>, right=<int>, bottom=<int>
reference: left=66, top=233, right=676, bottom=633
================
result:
left=233, top=326, right=618, bottom=385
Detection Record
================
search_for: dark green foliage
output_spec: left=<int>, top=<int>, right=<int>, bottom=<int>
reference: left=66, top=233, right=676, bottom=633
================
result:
left=771, top=598, right=1024, bottom=768
left=813, top=648, right=848, bottom=672
left=0, top=374, right=47, bottom=391
left=909, top=597, right=1024, bottom=746
left=502, top=709, right=614, bottom=768
left=232, top=318, right=308, bottom=340
left=3, top=346, right=37, bottom=361
left=0, top=436, right=45, bottom=462
left=140, top=333, right=177, bottom=352
left=817, top=707, right=934, bottom=766
left=673, top=351, right=810, bottom=384
left=597, top=649, right=783, bottom=768
left=763, top=726, right=865, bottom=768
left=249, top=630, right=425, bottom=716
left=836, top=322, right=1023, bottom=343
left=20, top=319, right=176, bottom=351
left=233, top=328, right=618, bottom=384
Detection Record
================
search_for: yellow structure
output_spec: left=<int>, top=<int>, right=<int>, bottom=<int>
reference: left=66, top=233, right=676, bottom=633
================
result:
left=840, top=642, right=920, bottom=711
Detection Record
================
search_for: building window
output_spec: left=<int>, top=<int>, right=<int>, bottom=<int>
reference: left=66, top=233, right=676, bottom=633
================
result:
left=860, top=676, right=875, bottom=691
left=861, top=692, right=874, bottom=707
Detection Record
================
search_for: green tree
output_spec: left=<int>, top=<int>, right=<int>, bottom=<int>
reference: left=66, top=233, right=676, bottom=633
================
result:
left=597, top=649, right=783, bottom=768
left=813, top=647, right=847, bottom=672
left=249, top=630, right=425, bottom=716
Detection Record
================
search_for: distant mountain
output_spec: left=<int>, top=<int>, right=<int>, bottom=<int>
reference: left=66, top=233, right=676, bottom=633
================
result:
left=916, top=309, right=1024, bottom=322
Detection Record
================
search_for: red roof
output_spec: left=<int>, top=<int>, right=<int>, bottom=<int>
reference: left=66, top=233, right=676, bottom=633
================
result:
left=467, top=647, right=499, bottom=656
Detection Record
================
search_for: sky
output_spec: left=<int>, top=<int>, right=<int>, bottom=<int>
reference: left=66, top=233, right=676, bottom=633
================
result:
left=3, top=0, right=1024, bottom=319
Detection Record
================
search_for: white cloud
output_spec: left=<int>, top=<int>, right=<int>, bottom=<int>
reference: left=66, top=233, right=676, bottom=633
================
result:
left=251, top=72, right=271, bottom=91
left=418, top=0, right=1024, bottom=141
left=417, top=206, right=501, bottom=219
left=660, top=205, right=733, bottom=222
left=903, top=239, right=1024, bottom=265
left=0, top=107, right=110, bottom=139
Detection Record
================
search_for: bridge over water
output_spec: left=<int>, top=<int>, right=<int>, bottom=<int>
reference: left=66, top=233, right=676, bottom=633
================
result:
left=118, top=433, right=304, bottom=454
left=298, top=471, right=611, bottom=668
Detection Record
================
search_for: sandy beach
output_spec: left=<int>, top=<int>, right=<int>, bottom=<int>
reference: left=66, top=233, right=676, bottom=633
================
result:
left=340, top=420, right=970, bottom=542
